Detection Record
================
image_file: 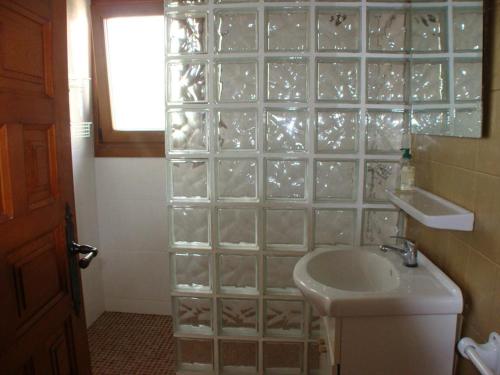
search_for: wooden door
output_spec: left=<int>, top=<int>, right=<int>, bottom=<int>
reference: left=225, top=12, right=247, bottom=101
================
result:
left=0, top=0, right=92, bottom=373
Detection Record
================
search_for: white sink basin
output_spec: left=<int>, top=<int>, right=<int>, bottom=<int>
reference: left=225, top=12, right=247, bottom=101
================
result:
left=306, top=250, right=399, bottom=292
left=294, top=247, right=463, bottom=317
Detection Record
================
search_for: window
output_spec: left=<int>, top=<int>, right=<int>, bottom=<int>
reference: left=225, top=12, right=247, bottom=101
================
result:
left=91, top=0, right=164, bottom=156
left=105, top=16, right=164, bottom=131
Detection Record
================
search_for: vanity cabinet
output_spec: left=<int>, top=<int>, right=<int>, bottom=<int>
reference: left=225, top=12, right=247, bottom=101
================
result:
left=318, top=314, right=459, bottom=375
left=318, top=317, right=341, bottom=375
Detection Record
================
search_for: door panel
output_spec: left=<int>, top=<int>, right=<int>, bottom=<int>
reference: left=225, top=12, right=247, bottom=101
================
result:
left=0, top=0, right=91, bottom=373
left=23, top=124, right=58, bottom=210
left=6, top=231, right=66, bottom=329
left=0, top=124, right=15, bottom=223
left=46, top=321, right=76, bottom=375
left=0, top=4, right=53, bottom=96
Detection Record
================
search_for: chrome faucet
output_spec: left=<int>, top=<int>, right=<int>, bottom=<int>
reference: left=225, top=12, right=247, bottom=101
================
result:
left=380, top=236, right=418, bottom=267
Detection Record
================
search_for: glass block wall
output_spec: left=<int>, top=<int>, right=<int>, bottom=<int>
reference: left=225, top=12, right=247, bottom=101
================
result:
left=409, top=4, right=483, bottom=137
left=165, top=0, right=482, bottom=373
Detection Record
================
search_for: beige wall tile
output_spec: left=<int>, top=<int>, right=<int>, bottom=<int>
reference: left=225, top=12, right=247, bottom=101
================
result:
left=412, top=135, right=478, bottom=170
left=412, top=135, right=432, bottom=162
left=456, top=325, right=485, bottom=375
left=463, top=250, right=499, bottom=335
left=416, top=162, right=477, bottom=212
left=491, top=270, right=500, bottom=333
left=428, top=161, right=455, bottom=200
left=407, top=218, right=450, bottom=269
left=448, top=167, right=477, bottom=212
left=445, top=235, right=472, bottom=291
left=413, top=159, right=432, bottom=191
left=476, top=90, right=500, bottom=177
left=469, top=173, right=500, bottom=264
left=429, top=137, right=478, bottom=171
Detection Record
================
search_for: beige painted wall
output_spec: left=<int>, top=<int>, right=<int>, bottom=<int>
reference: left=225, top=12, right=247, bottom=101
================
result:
left=407, top=2, right=500, bottom=374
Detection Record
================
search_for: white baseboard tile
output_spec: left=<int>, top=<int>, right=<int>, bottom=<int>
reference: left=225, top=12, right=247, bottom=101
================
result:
left=104, top=297, right=171, bottom=316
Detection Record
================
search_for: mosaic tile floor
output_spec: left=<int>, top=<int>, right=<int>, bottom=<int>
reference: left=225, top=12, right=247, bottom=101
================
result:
left=88, top=312, right=175, bottom=374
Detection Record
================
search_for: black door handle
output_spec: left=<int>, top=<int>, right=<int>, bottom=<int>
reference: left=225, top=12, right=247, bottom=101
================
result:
left=65, top=204, right=99, bottom=315
left=71, top=242, right=98, bottom=269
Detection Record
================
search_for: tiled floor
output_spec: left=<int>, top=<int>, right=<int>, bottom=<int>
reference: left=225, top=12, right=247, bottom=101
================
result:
left=88, top=312, right=175, bottom=374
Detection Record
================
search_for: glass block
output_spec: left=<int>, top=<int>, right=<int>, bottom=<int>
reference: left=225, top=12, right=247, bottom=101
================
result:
left=265, top=256, right=300, bottom=295
left=216, top=61, right=257, bottom=103
left=266, top=59, right=308, bottom=102
left=217, top=159, right=257, bottom=201
left=217, top=109, right=257, bottom=151
left=314, top=160, right=357, bottom=202
left=220, top=340, right=258, bottom=374
left=454, top=60, right=482, bottom=102
left=167, top=110, right=208, bottom=152
left=453, top=107, right=482, bottom=138
left=167, top=12, right=207, bottom=54
left=411, top=61, right=448, bottom=103
left=266, top=9, right=308, bottom=51
left=362, top=209, right=400, bottom=245
left=170, top=159, right=208, bottom=200
left=265, top=159, right=307, bottom=200
left=317, top=59, right=360, bottom=102
left=168, top=0, right=206, bottom=6
left=366, top=111, right=407, bottom=154
left=219, top=298, right=258, bottom=336
left=217, top=208, right=258, bottom=249
left=219, top=254, right=258, bottom=294
left=215, top=10, right=258, bottom=53
left=167, top=61, right=207, bottom=103
left=171, top=207, right=210, bottom=248
left=263, top=341, right=304, bottom=374
left=317, top=8, right=360, bottom=52
left=173, top=297, right=212, bottom=334
left=411, top=9, right=447, bottom=52
left=316, top=110, right=358, bottom=153
left=364, top=161, right=400, bottom=202
left=177, top=338, right=213, bottom=372
left=453, top=9, right=483, bottom=51
left=367, top=10, right=407, bottom=52
left=265, top=109, right=308, bottom=153
left=314, top=209, right=356, bottom=247
left=367, top=60, right=407, bottom=103
left=265, top=300, right=304, bottom=337
left=309, top=305, right=321, bottom=337
left=172, top=253, right=211, bottom=292
left=411, top=110, right=449, bottom=135
left=265, top=209, right=307, bottom=250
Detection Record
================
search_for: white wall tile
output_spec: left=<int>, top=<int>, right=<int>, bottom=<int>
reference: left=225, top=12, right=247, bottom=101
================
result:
left=105, top=297, right=171, bottom=316
left=96, top=199, right=168, bottom=253
left=95, top=158, right=166, bottom=201
left=81, top=258, right=105, bottom=326
left=94, top=158, right=171, bottom=315
left=72, top=127, right=104, bottom=326
left=102, top=251, right=170, bottom=304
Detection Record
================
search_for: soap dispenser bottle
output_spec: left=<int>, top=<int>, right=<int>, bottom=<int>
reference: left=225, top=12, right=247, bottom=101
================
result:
left=400, top=148, right=415, bottom=191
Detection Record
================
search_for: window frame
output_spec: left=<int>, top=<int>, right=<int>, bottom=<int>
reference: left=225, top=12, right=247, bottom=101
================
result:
left=91, top=0, right=165, bottom=157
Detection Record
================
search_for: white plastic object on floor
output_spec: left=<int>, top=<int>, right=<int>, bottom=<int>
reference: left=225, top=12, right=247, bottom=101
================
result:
left=386, top=187, right=474, bottom=231
left=458, top=332, right=500, bottom=375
